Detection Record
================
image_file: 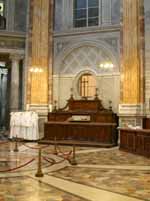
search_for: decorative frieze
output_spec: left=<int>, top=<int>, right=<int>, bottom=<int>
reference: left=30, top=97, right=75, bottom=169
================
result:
left=0, top=37, right=25, bottom=49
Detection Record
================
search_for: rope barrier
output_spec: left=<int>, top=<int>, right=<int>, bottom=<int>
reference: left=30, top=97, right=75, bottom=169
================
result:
left=43, top=151, right=53, bottom=155
left=43, top=146, right=72, bottom=160
left=57, top=145, right=73, bottom=159
left=0, top=158, right=35, bottom=173
left=22, top=143, right=49, bottom=150
left=0, top=141, right=10, bottom=145
left=43, top=157, right=65, bottom=164
left=42, top=157, right=55, bottom=165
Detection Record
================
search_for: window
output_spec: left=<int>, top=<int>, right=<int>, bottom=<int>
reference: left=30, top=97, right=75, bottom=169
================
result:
left=79, top=73, right=96, bottom=98
left=74, top=0, right=99, bottom=27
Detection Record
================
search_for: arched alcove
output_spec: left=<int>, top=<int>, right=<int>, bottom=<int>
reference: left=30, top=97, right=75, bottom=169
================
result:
left=54, top=40, right=119, bottom=75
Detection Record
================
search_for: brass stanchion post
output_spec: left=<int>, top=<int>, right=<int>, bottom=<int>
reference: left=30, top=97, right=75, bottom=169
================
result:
left=69, top=144, right=77, bottom=165
left=35, top=148, right=44, bottom=177
left=53, top=136, right=58, bottom=155
left=14, top=135, right=19, bottom=152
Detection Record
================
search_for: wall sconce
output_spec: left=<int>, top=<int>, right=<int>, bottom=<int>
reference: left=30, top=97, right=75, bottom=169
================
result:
left=99, top=62, right=114, bottom=69
left=29, top=67, right=43, bottom=73
left=29, top=67, right=44, bottom=104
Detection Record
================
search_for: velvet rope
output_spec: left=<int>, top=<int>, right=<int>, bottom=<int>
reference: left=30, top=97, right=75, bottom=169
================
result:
left=57, top=145, right=72, bottom=159
left=43, top=156, right=65, bottom=164
left=0, top=158, right=35, bottom=173
left=0, top=141, right=10, bottom=145
left=22, top=143, right=49, bottom=150
left=42, top=157, right=55, bottom=164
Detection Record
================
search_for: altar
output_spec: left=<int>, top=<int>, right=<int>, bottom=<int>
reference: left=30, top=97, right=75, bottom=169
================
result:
left=43, top=95, right=118, bottom=147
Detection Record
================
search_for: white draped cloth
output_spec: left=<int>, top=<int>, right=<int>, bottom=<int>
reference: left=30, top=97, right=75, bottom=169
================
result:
left=10, top=111, right=40, bottom=140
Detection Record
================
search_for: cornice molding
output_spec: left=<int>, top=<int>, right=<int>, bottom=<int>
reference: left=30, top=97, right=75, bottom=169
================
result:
left=54, top=25, right=120, bottom=38
left=0, top=31, right=26, bottom=38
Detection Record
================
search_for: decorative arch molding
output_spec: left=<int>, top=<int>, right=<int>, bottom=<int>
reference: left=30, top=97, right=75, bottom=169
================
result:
left=54, top=39, right=120, bottom=75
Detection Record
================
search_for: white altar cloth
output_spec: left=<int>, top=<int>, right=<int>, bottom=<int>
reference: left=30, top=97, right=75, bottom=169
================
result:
left=10, top=111, right=40, bottom=140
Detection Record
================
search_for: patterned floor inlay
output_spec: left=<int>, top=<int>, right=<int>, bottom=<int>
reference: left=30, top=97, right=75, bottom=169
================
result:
left=50, top=167, right=150, bottom=201
left=0, top=176, right=88, bottom=201
left=76, top=149, right=150, bottom=166
left=1, top=141, right=150, bottom=201
left=0, top=142, right=69, bottom=173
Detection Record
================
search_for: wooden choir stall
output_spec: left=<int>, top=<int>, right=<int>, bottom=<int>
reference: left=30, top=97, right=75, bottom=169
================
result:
left=43, top=95, right=118, bottom=147
left=119, top=118, right=150, bottom=157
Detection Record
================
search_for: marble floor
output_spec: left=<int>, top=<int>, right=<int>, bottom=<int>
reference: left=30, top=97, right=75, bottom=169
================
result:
left=0, top=139, right=150, bottom=201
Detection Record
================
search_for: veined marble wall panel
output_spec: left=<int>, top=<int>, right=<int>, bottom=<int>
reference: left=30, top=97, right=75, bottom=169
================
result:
left=99, top=74, right=120, bottom=112
left=144, top=0, right=150, bottom=114
left=14, top=0, right=28, bottom=32
left=0, top=36, right=25, bottom=49
left=53, top=75, right=74, bottom=109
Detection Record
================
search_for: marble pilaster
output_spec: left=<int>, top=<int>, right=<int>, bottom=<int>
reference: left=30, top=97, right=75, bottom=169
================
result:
left=119, top=0, right=145, bottom=127
left=25, top=0, right=54, bottom=134
left=26, top=0, right=53, bottom=113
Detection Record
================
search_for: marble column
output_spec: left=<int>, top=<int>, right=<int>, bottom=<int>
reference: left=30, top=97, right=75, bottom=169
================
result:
left=10, top=54, right=23, bottom=111
left=119, top=0, right=145, bottom=127
left=0, top=68, right=8, bottom=129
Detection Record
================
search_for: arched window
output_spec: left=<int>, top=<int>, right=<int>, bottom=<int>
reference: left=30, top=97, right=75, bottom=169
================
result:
left=73, top=0, right=99, bottom=27
left=79, top=73, right=96, bottom=98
